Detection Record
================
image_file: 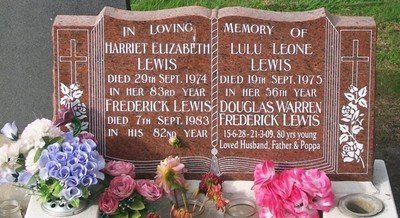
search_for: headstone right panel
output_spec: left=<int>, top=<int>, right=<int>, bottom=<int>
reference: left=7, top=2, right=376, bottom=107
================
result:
left=214, top=8, right=375, bottom=180
left=336, top=21, right=376, bottom=180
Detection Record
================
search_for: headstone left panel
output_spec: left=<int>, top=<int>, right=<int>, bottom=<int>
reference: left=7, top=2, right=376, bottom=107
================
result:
left=102, top=14, right=213, bottom=172
left=53, top=7, right=214, bottom=178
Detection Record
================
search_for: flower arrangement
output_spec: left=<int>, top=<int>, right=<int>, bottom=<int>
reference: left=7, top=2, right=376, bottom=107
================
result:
left=99, top=161, right=162, bottom=218
left=253, top=160, right=335, bottom=218
left=0, top=105, right=105, bottom=208
left=194, top=172, right=228, bottom=212
left=155, top=155, right=193, bottom=217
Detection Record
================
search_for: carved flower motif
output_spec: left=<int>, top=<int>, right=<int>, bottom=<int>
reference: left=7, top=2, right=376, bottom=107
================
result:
left=72, top=101, right=87, bottom=117
left=342, top=140, right=364, bottom=163
left=60, top=83, right=88, bottom=130
left=349, top=85, right=358, bottom=93
left=341, top=104, right=357, bottom=119
left=340, top=85, right=368, bottom=168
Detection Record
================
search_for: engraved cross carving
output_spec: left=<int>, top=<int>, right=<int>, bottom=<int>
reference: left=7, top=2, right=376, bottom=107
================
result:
left=60, top=39, right=88, bottom=83
left=341, top=40, right=369, bottom=86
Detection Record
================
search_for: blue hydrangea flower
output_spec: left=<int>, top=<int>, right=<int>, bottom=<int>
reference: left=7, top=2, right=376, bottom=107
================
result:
left=61, top=142, right=74, bottom=155
left=61, top=186, right=82, bottom=201
left=47, top=143, right=61, bottom=154
left=58, top=166, right=70, bottom=180
left=37, top=131, right=105, bottom=202
left=80, top=173, right=97, bottom=187
left=65, top=176, right=79, bottom=188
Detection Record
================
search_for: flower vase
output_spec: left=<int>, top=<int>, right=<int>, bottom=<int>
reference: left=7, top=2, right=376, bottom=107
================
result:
left=41, top=199, right=88, bottom=217
left=170, top=200, right=204, bottom=218
left=0, top=200, right=23, bottom=218
left=224, top=198, right=258, bottom=218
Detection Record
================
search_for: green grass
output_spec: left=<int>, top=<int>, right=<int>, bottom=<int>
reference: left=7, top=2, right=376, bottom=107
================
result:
left=130, top=0, right=400, bottom=147
left=130, top=0, right=266, bottom=10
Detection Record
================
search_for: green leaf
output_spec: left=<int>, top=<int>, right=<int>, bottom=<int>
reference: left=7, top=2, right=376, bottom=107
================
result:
left=129, top=210, right=141, bottom=218
left=48, top=180, right=60, bottom=192
left=100, top=214, right=110, bottom=218
left=69, top=198, right=80, bottom=208
left=73, top=117, right=82, bottom=136
left=37, top=182, right=51, bottom=196
left=33, top=148, right=43, bottom=162
left=11, top=133, right=18, bottom=141
left=52, top=182, right=63, bottom=198
left=46, top=178, right=57, bottom=186
left=111, top=212, right=128, bottom=218
left=16, top=154, right=25, bottom=165
left=42, top=136, right=51, bottom=144
left=82, top=187, right=90, bottom=199
left=139, top=210, right=147, bottom=218
left=127, top=200, right=145, bottom=211
left=15, top=166, right=24, bottom=173
left=48, top=136, right=64, bottom=145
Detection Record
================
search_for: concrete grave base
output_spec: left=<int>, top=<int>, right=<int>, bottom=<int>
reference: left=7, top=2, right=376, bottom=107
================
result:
left=324, top=160, right=397, bottom=218
left=25, top=159, right=397, bottom=217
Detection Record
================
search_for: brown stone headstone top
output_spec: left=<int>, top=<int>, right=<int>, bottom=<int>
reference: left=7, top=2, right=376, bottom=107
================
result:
left=53, top=6, right=376, bottom=180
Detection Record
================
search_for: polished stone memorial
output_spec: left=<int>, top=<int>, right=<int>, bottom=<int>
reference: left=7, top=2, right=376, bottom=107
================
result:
left=52, top=7, right=376, bottom=180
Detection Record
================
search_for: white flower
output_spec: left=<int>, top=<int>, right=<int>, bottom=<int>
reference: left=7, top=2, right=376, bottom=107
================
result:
left=7, top=142, right=21, bottom=167
left=0, top=166, right=15, bottom=184
left=0, top=143, right=20, bottom=166
left=7, top=142, right=19, bottom=158
left=1, top=122, right=18, bottom=141
left=19, top=118, right=62, bottom=154
left=0, top=145, right=8, bottom=166
left=25, top=148, right=40, bottom=174
left=0, top=143, right=19, bottom=184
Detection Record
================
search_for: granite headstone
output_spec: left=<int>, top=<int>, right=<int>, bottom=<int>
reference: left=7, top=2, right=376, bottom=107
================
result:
left=52, top=7, right=376, bottom=180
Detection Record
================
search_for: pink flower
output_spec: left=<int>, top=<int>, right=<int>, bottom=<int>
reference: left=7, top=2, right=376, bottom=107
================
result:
left=54, top=105, right=75, bottom=127
left=283, top=186, right=311, bottom=217
left=258, top=207, right=274, bottom=218
left=104, top=161, right=135, bottom=178
left=272, top=171, right=295, bottom=199
left=155, top=156, right=186, bottom=196
left=136, top=180, right=163, bottom=201
left=287, top=168, right=305, bottom=184
left=99, top=190, right=119, bottom=214
left=252, top=160, right=276, bottom=189
left=300, top=169, right=335, bottom=212
left=310, top=194, right=335, bottom=213
left=255, top=178, right=294, bottom=218
left=108, top=175, right=136, bottom=200
left=255, top=183, right=279, bottom=209
left=253, top=161, right=335, bottom=218
left=300, top=169, right=331, bottom=194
